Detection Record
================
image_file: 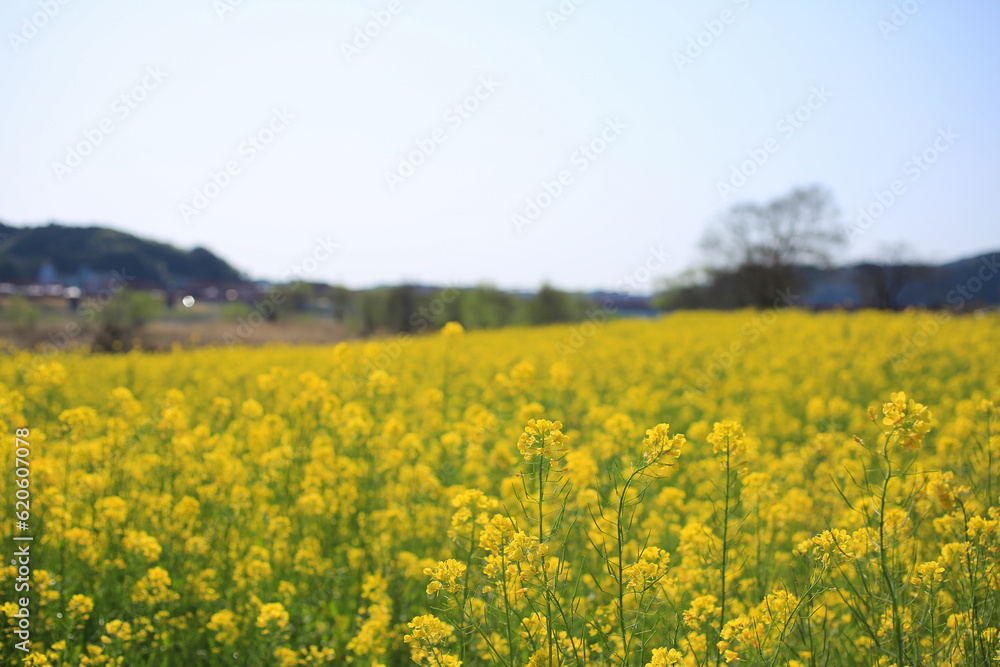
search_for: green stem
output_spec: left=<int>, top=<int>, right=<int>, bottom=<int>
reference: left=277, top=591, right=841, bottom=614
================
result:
left=717, top=445, right=732, bottom=666
left=616, top=466, right=643, bottom=667
left=499, top=544, right=516, bottom=667
left=755, top=505, right=763, bottom=597
left=538, top=455, right=554, bottom=667
left=987, top=412, right=993, bottom=509
left=958, top=502, right=986, bottom=665
left=458, top=524, right=476, bottom=663
left=929, top=583, right=937, bottom=664
left=877, top=437, right=906, bottom=665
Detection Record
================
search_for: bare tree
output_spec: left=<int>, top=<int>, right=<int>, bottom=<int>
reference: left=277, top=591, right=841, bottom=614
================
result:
left=699, top=185, right=845, bottom=307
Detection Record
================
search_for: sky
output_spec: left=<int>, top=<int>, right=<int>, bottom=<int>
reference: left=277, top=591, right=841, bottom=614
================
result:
left=1, top=0, right=998, bottom=293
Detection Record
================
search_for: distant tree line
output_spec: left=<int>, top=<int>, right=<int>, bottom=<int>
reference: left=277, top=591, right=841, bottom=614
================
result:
left=5, top=185, right=995, bottom=351
left=285, top=284, right=598, bottom=335
left=652, top=184, right=992, bottom=311
left=0, top=282, right=603, bottom=347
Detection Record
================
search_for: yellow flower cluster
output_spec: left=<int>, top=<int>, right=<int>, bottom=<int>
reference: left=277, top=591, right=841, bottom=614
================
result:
left=622, top=546, right=671, bottom=592
left=910, top=560, right=945, bottom=587
left=805, top=528, right=871, bottom=566
left=646, top=647, right=683, bottom=667
left=131, top=567, right=178, bottom=606
left=403, top=614, right=458, bottom=666
left=424, top=559, right=467, bottom=596
left=707, top=419, right=746, bottom=461
left=881, top=391, right=934, bottom=449
left=517, top=418, right=569, bottom=462
left=1, top=310, right=998, bottom=666
left=256, top=602, right=290, bottom=634
left=641, top=423, right=685, bottom=475
left=682, top=595, right=721, bottom=629
left=448, top=488, right=497, bottom=541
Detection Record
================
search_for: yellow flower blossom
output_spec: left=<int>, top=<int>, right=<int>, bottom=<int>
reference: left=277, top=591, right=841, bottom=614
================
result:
left=256, top=602, right=290, bottom=635
left=517, top=419, right=569, bottom=461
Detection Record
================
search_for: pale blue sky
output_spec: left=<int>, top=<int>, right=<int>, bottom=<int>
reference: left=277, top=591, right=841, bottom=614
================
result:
left=1, top=0, right=998, bottom=291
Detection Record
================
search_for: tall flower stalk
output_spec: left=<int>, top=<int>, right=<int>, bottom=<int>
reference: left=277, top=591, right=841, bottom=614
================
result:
left=706, top=420, right=746, bottom=665
left=589, top=423, right=684, bottom=666
left=517, top=419, right=570, bottom=666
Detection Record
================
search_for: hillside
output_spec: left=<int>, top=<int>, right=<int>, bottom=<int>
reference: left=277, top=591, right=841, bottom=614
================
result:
left=798, top=251, right=1000, bottom=309
left=667, top=250, right=1000, bottom=310
left=0, top=221, right=243, bottom=286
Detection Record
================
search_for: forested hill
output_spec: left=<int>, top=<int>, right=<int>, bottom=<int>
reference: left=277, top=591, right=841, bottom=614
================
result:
left=0, top=221, right=242, bottom=285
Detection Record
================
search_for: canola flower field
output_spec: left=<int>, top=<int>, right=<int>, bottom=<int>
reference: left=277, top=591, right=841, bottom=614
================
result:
left=1, top=310, right=999, bottom=667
